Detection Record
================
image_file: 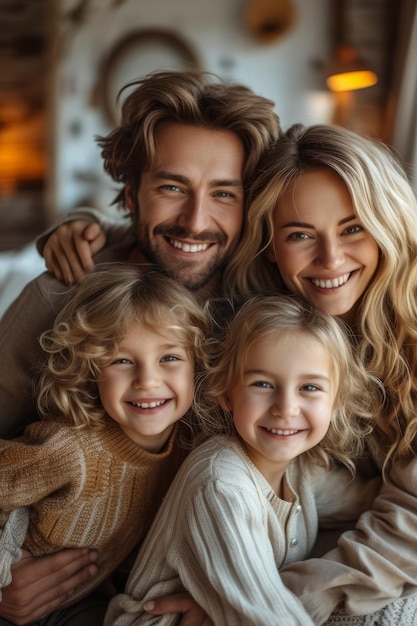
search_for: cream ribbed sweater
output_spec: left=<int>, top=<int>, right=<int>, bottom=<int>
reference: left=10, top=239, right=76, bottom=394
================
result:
left=105, top=435, right=378, bottom=626
left=0, top=417, right=190, bottom=609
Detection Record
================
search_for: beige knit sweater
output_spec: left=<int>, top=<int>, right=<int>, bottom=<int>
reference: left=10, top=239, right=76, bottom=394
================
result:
left=0, top=416, right=191, bottom=608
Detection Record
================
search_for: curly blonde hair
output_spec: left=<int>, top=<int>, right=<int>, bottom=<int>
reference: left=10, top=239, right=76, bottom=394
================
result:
left=197, top=295, right=380, bottom=475
left=37, top=264, right=210, bottom=433
left=225, top=123, right=417, bottom=466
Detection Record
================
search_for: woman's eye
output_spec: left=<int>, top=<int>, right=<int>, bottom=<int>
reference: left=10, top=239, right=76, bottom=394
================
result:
left=344, top=224, right=362, bottom=235
left=288, top=231, right=310, bottom=241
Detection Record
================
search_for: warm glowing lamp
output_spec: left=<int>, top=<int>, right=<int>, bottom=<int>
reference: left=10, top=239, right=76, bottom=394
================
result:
left=326, top=44, right=378, bottom=92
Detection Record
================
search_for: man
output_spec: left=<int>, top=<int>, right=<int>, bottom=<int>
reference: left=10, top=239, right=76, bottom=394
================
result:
left=0, top=70, right=280, bottom=624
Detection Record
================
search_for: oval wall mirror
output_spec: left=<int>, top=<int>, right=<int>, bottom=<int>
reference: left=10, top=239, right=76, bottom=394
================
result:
left=100, top=29, right=200, bottom=126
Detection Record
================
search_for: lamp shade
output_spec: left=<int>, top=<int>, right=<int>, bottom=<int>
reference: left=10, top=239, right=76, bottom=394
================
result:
left=326, top=44, right=378, bottom=92
left=244, top=0, right=296, bottom=44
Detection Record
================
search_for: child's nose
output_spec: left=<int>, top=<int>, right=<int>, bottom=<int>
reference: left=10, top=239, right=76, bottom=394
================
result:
left=270, top=392, right=300, bottom=418
left=132, top=365, right=161, bottom=390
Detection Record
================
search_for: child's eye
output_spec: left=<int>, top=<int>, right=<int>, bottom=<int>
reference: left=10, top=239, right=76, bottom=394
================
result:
left=251, top=381, right=273, bottom=389
left=111, top=358, right=131, bottom=365
left=161, top=355, right=180, bottom=363
left=301, top=384, right=320, bottom=392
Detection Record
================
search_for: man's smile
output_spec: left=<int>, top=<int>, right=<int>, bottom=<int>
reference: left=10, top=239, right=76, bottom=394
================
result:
left=169, top=238, right=211, bottom=253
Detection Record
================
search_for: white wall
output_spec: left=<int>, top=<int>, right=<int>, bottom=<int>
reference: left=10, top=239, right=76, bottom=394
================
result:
left=55, top=0, right=332, bottom=216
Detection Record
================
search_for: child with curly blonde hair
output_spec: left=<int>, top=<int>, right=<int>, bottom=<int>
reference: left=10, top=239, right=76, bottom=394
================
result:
left=0, top=263, right=209, bottom=625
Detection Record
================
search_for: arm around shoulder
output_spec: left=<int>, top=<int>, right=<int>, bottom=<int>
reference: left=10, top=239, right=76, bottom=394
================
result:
left=36, top=207, right=130, bottom=256
left=281, top=456, right=417, bottom=620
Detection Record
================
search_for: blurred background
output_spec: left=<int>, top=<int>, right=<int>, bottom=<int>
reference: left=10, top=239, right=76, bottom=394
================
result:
left=0, top=0, right=416, bottom=303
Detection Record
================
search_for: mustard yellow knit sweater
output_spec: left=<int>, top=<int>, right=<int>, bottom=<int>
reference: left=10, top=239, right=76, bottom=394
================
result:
left=0, top=416, right=190, bottom=608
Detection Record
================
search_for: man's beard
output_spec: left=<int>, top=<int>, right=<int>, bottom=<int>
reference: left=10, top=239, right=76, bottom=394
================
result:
left=137, top=225, right=236, bottom=292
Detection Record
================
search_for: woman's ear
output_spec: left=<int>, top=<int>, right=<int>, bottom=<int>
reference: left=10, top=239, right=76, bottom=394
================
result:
left=125, top=185, right=135, bottom=214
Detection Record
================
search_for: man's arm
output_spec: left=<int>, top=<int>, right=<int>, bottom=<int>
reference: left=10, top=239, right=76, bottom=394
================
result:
left=0, top=549, right=98, bottom=625
left=0, top=273, right=70, bottom=437
left=36, top=208, right=131, bottom=285
left=42, top=221, right=106, bottom=286
left=0, top=265, right=105, bottom=623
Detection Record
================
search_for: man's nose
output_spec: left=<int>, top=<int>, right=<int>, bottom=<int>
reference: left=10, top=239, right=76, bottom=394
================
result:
left=177, top=194, right=211, bottom=233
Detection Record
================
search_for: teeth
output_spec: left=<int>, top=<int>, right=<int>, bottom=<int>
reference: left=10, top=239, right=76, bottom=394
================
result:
left=131, top=400, right=165, bottom=409
left=267, top=427, right=299, bottom=436
left=311, top=273, right=350, bottom=289
left=170, top=239, right=209, bottom=253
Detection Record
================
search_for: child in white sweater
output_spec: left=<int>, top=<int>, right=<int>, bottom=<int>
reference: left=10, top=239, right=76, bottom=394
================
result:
left=104, top=294, right=381, bottom=626
left=0, top=264, right=209, bottom=625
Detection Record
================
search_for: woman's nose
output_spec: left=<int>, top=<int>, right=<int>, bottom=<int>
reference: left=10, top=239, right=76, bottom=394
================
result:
left=315, top=238, right=345, bottom=270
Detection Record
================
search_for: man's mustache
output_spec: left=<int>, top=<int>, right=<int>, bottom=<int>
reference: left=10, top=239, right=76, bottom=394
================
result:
left=154, top=225, right=227, bottom=245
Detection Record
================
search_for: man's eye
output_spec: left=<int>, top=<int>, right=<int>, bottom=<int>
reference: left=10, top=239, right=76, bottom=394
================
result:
left=162, top=185, right=181, bottom=192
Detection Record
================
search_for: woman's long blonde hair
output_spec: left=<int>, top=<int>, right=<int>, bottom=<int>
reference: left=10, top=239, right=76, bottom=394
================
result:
left=225, top=123, right=417, bottom=466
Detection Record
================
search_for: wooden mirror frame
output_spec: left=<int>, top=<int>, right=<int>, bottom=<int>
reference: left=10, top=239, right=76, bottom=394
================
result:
left=100, top=29, right=200, bottom=126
